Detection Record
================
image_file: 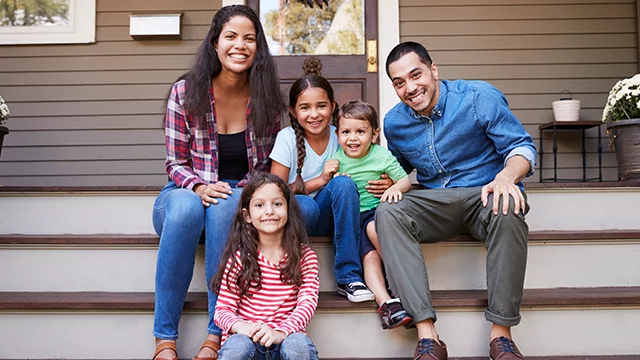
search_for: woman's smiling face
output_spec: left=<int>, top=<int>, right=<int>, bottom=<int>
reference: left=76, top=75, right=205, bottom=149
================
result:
left=215, top=15, right=257, bottom=75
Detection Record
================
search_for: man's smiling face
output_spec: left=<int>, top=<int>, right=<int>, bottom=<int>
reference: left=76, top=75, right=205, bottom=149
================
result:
left=388, top=51, right=440, bottom=117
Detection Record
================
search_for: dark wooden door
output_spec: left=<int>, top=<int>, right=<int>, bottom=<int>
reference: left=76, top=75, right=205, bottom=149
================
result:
left=247, top=0, right=379, bottom=111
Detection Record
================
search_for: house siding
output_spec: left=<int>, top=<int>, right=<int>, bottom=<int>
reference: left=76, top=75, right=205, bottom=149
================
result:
left=0, top=1, right=636, bottom=185
left=399, top=0, right=638, bottom=182
left=0, top=0, right=222, bottom=186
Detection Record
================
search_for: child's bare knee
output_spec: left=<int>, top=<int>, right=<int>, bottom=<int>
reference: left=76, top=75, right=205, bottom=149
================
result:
left=363, top=250, right=381, bottom=265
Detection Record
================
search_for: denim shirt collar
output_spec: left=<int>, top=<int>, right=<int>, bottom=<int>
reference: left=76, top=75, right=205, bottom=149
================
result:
left=410, top=81, right=447, bottom=120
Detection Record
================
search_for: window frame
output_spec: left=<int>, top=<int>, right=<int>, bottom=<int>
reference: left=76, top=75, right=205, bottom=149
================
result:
left=0, top=0, right=96, bottom=45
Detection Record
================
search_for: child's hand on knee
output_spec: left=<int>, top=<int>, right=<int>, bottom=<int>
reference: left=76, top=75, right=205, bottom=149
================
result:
left=232, top=321, right=262, bottom=338
left=252, top=324, right=286, bottom=347
left=381, top=188, right=403, bottom=203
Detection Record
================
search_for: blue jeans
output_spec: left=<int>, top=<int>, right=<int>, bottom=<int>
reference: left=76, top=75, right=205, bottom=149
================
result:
left=218, top=333, right=318, bottom=360
left=152, top=180, right=243, bottom=340
left=295, top=175, right=363, bottom=285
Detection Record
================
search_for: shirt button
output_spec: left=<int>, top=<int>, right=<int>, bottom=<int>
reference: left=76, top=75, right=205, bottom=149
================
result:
left=438, top=170, right=442, bottom=173
left=429, top=146, right=433, bottom=149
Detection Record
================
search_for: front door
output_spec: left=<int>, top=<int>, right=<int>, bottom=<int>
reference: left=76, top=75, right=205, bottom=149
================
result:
left=247, top=0, right=379, bottom=112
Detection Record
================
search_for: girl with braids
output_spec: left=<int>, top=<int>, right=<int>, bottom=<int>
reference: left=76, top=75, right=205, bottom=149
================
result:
left=212, top=172, right=319, bottom=360
left=269, top=68, right=375, bottom=303
left=151, top=5, right=285, bottom=360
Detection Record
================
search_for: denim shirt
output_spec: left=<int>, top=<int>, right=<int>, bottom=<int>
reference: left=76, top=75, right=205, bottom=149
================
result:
left=384, top=79, right=536, bottom=191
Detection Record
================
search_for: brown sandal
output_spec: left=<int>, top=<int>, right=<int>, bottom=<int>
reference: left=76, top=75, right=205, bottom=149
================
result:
left=192, top=339, right=220, bottom=360
left=153, top=341, right=178, bottom=360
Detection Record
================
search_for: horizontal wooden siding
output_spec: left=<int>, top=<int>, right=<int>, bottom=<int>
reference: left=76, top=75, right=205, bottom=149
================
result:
left=0, top=0, right=222, bottom=186
left=399, top=0, right=639, bottom=182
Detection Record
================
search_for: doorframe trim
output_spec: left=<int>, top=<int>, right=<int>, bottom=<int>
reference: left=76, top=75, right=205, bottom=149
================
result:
left=377, top=0, right=400, bottom=146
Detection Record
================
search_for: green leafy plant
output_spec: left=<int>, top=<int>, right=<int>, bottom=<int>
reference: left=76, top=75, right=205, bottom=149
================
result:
left=602, top=74, right=640, bottom=122
left=0, top=95, right=9, bottom=126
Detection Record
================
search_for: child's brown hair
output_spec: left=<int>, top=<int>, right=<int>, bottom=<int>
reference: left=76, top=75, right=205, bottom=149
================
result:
left=336, top=100, right=380, bottom=145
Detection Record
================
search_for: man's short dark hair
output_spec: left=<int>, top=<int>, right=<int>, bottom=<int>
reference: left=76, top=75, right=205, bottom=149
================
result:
left=385, top=41, right=433, bottom=79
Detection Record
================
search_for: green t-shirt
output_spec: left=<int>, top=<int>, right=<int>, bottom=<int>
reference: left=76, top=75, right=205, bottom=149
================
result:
left=331, top=144, right=408, bottom=212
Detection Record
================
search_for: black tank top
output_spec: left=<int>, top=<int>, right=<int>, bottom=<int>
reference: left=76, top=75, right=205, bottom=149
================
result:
left=217, top=130, right=249, bottom=181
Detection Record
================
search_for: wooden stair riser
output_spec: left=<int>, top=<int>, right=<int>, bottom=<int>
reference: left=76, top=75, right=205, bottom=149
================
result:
left=1, top=188, right=640, bottom=234
left=2, top=241, right=640, bottom=292
left=1, top=308, right=639, bottom=358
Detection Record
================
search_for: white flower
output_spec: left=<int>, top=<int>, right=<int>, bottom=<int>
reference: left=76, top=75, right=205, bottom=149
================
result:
left=0, top=95, right=9, bottom=124
left=602, top=74, right=640, bottom=122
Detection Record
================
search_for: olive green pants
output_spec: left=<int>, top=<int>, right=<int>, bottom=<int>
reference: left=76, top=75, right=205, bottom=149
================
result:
left=375, top=187, right=529, bottom=327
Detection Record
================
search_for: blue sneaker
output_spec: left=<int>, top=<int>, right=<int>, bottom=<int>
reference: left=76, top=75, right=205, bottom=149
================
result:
left=336, top=281, right=375, bottom=302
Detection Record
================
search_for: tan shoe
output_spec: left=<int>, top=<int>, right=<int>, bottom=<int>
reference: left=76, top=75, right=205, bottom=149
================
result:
left=192, top=339, right=220, bottom=360
left=152, top=341, right=177, bottom=360
left=489, top=336, right=525, bottom=360
left=413, top=338, right=447, bottom=360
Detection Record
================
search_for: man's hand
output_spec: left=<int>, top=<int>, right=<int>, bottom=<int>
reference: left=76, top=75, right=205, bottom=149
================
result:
left=252, top=324, right=287, bottom=347
left=194, top=181, right=234, bottom=207
left=365, top=174, right=394, bottom=198
left=231, top=321, right=262, bottom=338
left=481, top=174, right=525, bottom=215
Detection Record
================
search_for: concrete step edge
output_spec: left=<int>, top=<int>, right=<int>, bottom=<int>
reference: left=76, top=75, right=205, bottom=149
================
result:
left=2, top=287, right=639, bottom=312
left=2, top=230, right=640, bottom=246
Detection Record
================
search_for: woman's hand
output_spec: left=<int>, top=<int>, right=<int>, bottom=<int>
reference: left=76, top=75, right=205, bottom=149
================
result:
left=365, top=174, right=394, bottom=198
left=193, top=181, right=234, bottom=207
left=321, top=159, right=340, bottom=184
left=252, top=324, right=286, bottom=347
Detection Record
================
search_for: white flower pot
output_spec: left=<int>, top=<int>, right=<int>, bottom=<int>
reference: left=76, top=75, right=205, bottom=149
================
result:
left=552, top=99, right=581, bottom=122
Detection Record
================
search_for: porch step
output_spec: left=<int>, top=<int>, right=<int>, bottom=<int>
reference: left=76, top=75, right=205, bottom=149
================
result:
left=4, top=357, right=639, bottom=360
left=342, top=358, right=640, bottom=360
left=1, top=288, right=639, bottom=358
left=3, top=288, right=638, bottom=311
left=2, top=231, right=639, bottom=292
left=1, top=183, right=639, bottom=234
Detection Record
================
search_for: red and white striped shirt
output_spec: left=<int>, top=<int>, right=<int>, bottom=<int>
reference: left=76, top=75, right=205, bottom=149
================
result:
left=214, top=245, right=319, bottom=343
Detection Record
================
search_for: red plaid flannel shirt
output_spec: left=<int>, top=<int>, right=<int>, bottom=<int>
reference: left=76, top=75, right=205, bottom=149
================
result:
left=164, top=80, right=280, bottom=189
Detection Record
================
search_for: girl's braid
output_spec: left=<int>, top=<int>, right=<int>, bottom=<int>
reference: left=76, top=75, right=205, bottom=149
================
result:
left=289, top=115, right=307, bottom=194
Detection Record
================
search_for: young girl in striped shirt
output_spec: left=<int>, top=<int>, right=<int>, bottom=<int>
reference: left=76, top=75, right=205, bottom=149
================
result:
left=212, top=172, right=320, bottom=360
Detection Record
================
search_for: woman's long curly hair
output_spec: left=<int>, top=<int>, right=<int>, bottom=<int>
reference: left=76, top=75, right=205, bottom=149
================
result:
left=211, top=172, right=309, bottom=298
left=288, top=68, right=339, bottom=194
left=170, top=5, right=285, bottom=137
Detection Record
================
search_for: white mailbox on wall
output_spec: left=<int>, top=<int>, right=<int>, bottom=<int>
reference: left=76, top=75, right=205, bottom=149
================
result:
left=129, top=13, right=182, bottom=40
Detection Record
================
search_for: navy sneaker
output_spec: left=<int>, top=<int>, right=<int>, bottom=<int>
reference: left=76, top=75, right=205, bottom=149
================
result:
left=336, top=281, right=375, bottom=302
left=378, top=298, right=413, bottom=330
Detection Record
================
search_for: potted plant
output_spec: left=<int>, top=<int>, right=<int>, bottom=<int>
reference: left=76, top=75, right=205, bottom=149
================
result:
left=602, top=74, right=640, bottom=181
left=0, top=95, right=9, bottom=160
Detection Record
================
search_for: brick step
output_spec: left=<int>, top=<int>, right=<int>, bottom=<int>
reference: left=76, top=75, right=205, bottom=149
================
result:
left=2, top=231, right=639, bottom=292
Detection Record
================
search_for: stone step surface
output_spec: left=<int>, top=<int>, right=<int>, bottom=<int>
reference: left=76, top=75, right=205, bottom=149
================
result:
left=2, top=231, right=639, bottom=292
left=1, top=288, right=639, bottom=359
left=4, top=357, right=639, bottom=360
left=1, top=184, right=639, bottom=234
